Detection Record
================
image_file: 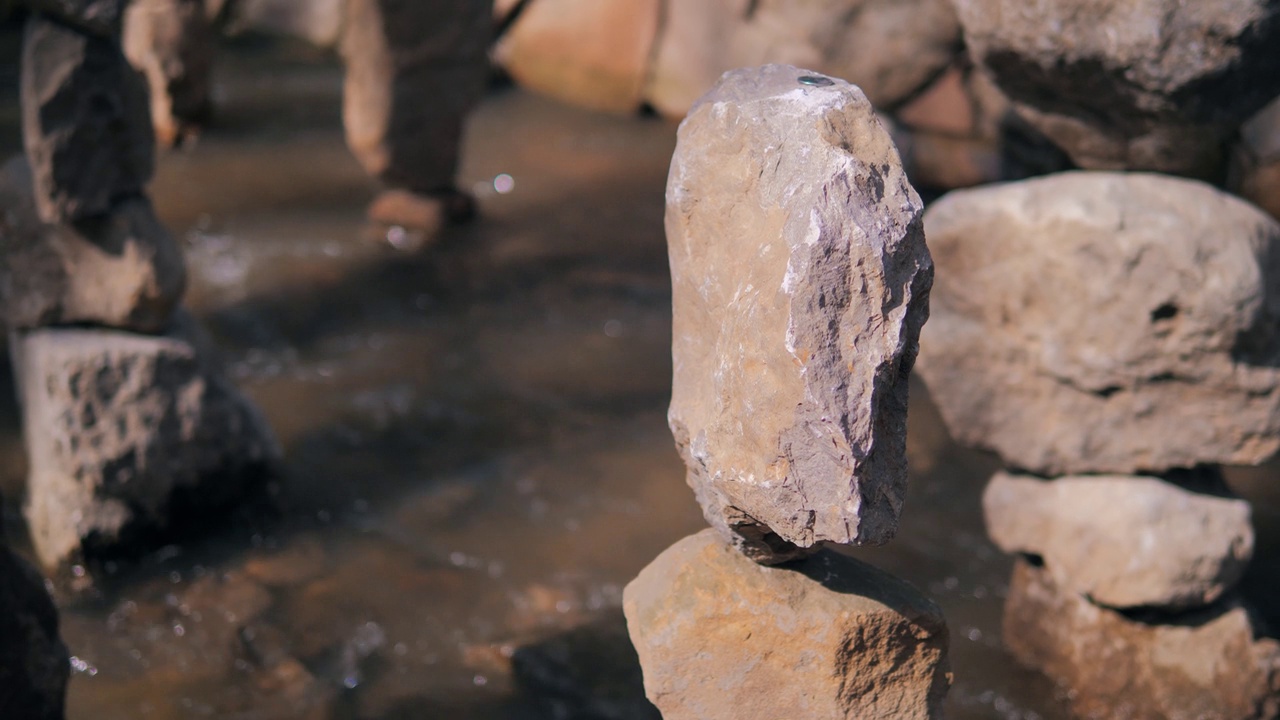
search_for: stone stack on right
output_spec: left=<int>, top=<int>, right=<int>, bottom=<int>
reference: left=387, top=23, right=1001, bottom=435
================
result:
left=917, top=171, right=1280, bottom=719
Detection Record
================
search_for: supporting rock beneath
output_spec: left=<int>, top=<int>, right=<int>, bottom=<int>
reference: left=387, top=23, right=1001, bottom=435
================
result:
left=666, top=64, right=932, bottom=562
left=0, top=543, right=68, bottom=720
left=14, top=311, right=280, bottom=570
left=624, top=530, right=950, bottom=720
left=1004, top=558, right=1280, bottom=720
left=984, top=471, right=1253, bottom=610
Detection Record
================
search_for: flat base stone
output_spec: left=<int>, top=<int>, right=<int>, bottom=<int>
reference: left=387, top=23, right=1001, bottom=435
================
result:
left=624, top=529, right=950, bottom=720
left=1004, top=559, right=1280, bottom=720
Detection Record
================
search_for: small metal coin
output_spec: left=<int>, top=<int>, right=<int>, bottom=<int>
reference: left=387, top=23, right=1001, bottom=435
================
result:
left=797, top=75, right=833, bottom=87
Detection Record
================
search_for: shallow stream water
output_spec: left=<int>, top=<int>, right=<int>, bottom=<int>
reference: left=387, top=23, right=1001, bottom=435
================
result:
left=2, top=35, right=1280, bottom=720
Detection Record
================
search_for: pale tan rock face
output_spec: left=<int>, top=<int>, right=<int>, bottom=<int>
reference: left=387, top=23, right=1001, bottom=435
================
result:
left=984, top=472, right=1253, bottom=610
left=494, top=0, right=661, bottom=114
left=917, top=171, right=1280, bottom=476
left=667, top=65, right=932, bottom=562
left=623, top=530, right=950, bottom=720
left=123, top=0, right=214, bottom=148
left=1004, top=559, right=1280, bottom=720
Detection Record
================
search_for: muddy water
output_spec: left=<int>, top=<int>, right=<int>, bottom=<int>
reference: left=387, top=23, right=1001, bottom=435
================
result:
left=2, top=37, right=1279, bottom=720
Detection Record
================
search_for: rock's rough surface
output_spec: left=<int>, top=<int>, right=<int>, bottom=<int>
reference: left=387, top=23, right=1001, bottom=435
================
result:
left=1233, top=95, right=1280, bottom=222
left=123, top=0, right=214, bottom=147
left=340, top=0, right=490, bottom=195
left=0, top=158, right=186, bottom=332
left=21, top=14, right=154, bottom=223
left=1005, top=559, right=1280, bottom=720
left=645, top=0, right=960, bottom=118
left=952, top=0, right=1280, bottom=175
left=0, top=544, right=68, bottom=720
left=917, top=171, right=1280, bottom=475
left=667, top=65, right=932, bottom=561
left=984, top=471, right=1253, bottom=609
left=494, top=0, right=661, bottom=114
left=15, top=312, right=280, bottom=569
left=624, top=530, right=950, bottom=720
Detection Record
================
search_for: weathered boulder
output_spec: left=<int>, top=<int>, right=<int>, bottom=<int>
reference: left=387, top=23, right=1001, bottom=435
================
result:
left=340, top=0, right=490, bottom=196
left=494, top=0, right=661, bottom=114
left=1232, top=95, right=1280, bottom=222
left=0, top=544, right=68, bottom=720
left=645, top=0, right=960, bottom=118
left=21, top=14, right=154, bottom=223
left=667, top=65, right=932, bottom=562
left=0, top=158, right=186, bottom=333
left=623, top=530, right=950, bottom=720
left=14, top=311, right=280, bottom=570
left=123, top=0, right=214, bottom=148
left=1004, top=558, right=1280, bottom=720
left=951, top=0, right=1280, bottom=176
left=984, top=471, right=1253, bottom=609
left=917, top=172, right=1280, bottom=475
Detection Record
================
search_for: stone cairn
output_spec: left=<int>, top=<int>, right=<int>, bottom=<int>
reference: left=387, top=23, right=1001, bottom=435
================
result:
left=622, top=65, right=949, bottom=719
left=913, top=2, right=1280, bottom=718
left=4, top=3, right=279, bottom=575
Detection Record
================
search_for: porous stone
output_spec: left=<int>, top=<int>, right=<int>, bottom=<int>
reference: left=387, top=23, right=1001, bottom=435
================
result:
left=0, top=544, right=68, bottom=720
left=645, top=0, right=960, bottom=118
left=951, top=0, right=1280, bottom=176
left=623, top=530, right=950, bottom=720
left=14, top=311, right=280, bottom=570
left=0, top=158, right=186, bottom=333
left=667, top=65, right=932, bottom=562
left=494, top=0, right=661, bottom=114
left=916, top=171, right=1280, bottom=476
left=123, top=0, right=214, bottom=147
left=984, top=471, right=1253, bottom=610
left=1004, top=558, right=1280, bottom=720
left=21, top=14, right=154, bottom=223
left=340, top=0, right=490, bottom=195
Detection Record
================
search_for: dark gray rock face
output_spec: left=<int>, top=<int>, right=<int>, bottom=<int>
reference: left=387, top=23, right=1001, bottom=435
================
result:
left=21, top=14, right=154, bottom=223
left=666, top=65, right=932, bottom=563
left=14, top=312, right=280, bottom=569
left=0, top=544, right=68, bottom=720
left=917, top=171, right=1280, bottom=475
left=952, top=0, right=1280, bottom=176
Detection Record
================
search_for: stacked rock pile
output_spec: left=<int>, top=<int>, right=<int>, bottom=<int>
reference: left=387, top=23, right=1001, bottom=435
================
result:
left=914, top=2, right=1280, bottom=717
left=622, top=65, right=949, bottom=719
left=3, top=5, right=278, bottom=574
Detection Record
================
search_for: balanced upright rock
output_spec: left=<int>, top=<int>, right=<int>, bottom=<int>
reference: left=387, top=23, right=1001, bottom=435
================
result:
left=667, top=64, right=933, bottom=562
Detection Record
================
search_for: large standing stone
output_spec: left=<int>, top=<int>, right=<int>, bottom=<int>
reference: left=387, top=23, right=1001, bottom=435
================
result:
left=645, top=0, right=960, bottom=119
left=494, top=0, right=661, bottom=114
left=623, top=530, right=950, bottom=720
left=340, top=0, right=490, bottom=195
left=14, top=311, right=280, bottom=570
left=917, top=171, right=1280, bottom=476
left=21, top=14, right=154, bottom=223
left=123, top=0, right=215, bottom=148
left=1004, top=559, right=1280, bottom=720
left=984, top=471, right=1253, bottom=609
left=0, top=544, right=68, bottom=720
left=1, top=158, right=186, bottom=333
left=951, top=0, right=1280, bottom=176
left=667, top=65, right=932, bottom=562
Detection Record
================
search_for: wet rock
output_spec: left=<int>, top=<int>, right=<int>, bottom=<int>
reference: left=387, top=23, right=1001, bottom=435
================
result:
left=917, top=171, right=1280, bottom=475
left=666, top=65, right=932, bottom=561
left=123, top=0, right=215, bottom=148
left=228, top=0, right=344, bottom=47
left=984, top=471, right=1253, bottom=610
left=1004, top=558, right=1280, bottom=720
left=0, top=545, right=68, bottom=720
left=340, top=0, right=490, bottom=195
left=21, top=14, right=154, bottom=223
left=645, top=0, right=960, bottom=118
left=951, top=0, right=1280, bottom=176
left=15, top=311, right=280, bottom=570
left=623, top=530, right=951, bottom=720
left=1232, top=95, right=1280, bottom=222
left=0, top=161, right=186, bottom=332
left=25, top=0, right=126, bottom=36
left=494, top=0, right=661, bottom=114
left=243, top=533, right=328, bottom=588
